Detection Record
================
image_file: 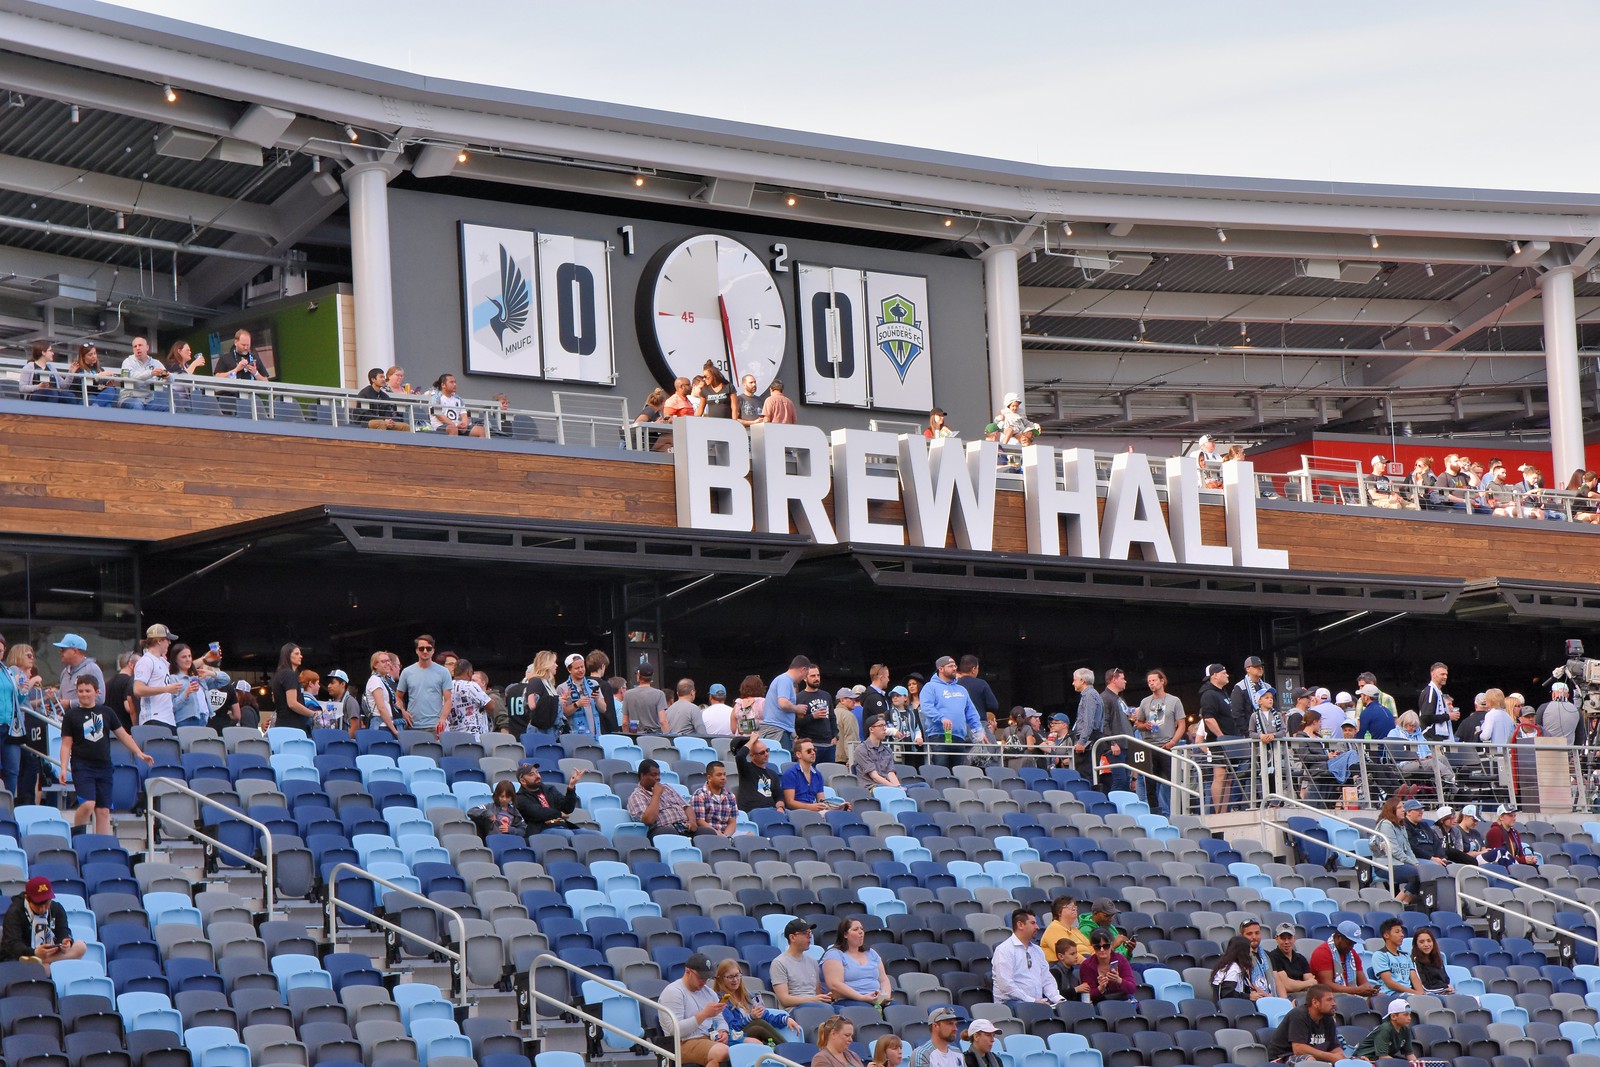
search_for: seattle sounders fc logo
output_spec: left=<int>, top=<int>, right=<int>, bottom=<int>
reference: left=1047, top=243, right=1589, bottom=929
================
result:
left=874, top=294, right=926, bottom=383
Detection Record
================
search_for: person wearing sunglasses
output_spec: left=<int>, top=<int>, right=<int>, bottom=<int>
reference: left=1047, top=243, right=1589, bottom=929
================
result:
left=397, top=634, right=451, bottom=731
left=1080, top=932, right=1136, bottom=1003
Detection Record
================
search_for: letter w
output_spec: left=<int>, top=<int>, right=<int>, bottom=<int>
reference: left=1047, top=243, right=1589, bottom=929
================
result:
left=897, top=436, right=998, bottom=551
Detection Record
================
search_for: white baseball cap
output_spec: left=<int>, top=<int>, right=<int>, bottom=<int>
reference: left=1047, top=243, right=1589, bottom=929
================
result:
left=1387, top=998, right=1410, bottom=1016
left=966, top=1019, right=999, bottom=1035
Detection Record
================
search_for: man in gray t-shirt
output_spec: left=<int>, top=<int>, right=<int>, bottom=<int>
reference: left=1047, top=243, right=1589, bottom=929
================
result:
left=624, top=665, right=669, bottom=734
left=397, top=638, right=452, bottom=730
left=770, top=918, right=830, bottom=1008
left=664, top=679, right=704, bottom=736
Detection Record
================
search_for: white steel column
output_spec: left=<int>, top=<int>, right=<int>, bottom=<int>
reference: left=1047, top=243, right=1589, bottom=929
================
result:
left=1539, top=265, right=1585, bottom=480
left=983, top=245, right=1025, bottom=414
left=343, top=162, right=397, bottom=378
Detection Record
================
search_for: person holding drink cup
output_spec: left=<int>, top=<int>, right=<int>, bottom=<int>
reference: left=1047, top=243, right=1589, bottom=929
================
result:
left=167, top=642, right=230, bottom=729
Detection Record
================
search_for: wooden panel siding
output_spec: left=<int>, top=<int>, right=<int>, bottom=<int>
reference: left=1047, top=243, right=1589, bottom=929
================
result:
left=0, top=411, right=1596, bottom=589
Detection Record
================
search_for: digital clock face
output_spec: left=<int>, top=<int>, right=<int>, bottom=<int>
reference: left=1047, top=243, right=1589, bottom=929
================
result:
left=637, top=234, right=787, bottom=393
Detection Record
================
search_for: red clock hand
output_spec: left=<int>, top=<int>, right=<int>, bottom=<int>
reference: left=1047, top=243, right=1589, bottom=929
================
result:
left=718, top=293, right=741, bottom=384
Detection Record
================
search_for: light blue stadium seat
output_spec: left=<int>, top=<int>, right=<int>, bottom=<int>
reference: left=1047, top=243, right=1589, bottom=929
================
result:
left=53, top=957, right=114, bottom=1001
left=413, top=782, right=454, bottom=811
left=565, top=889, right=621, bottom=925
left=265, top=727, right=304, bottom=753
left=995, top=836, right=1042, bottom=865
left=400, top=841, right=451, bottom=868
left=184, top=1026, right=252, bottom=1067
left=859, top=886, right=907, bottom=919
left=411, top=1018, right=471, bottom=1064
left=271, top=953, right=333, bottom=996
left=590, top=861, right=641, bottom=895
left=16, top=805, right=72, bottom=840
left=983, top=860, right=1031, bottom=893
left=144, top=891, right=204, bottom=932
left=0, top=845, right=29, bottom=872
left=356, top=754, right=403, bottom=786
left=654, top=834, right=700, bottom=869
left=593, top=809, right=648, bottom=839
left=1142, top=966, right=1195, bottom=1005
left=610, top=888, right=662, bottom=922
left=368, top=862, right=421, bottom=904
left=885, top=835, right=932, bottom=866
left=1257, top=996, right=1293, bottom=1028
left=384, top=807, right=430, bottom=834
left=1561, top=1021, right=1598, bottom=1044
left=1479, top=992, right=1528, bottom=1028
left=947, top=860, right=995, bottom=890
left=1577, top=964, right=1600, bottom=994
left=1228, top=862, right=1273, bottom=891
left=452, top=781, right=492, bottom=810
left=873, top=785, right=913, bottom=809
left=596, top=736, right=644, bottom=766
left=1134, top=813, right=1180, bottom=841
left=117, top=990, right=183, bottom=1034
left=575, top=782, right=621, bottom=811
left=395, top=983, right=455, bottom=1027
left=1107, top=790, right=1149, bottom=816
left=1000, top=1035, right=1048, bottom=1060
left=398, top=755, right=444, bottom=787
left=580, top=980, right=644, bottom=1052
left=534, top=1054, right=585, bottom=1067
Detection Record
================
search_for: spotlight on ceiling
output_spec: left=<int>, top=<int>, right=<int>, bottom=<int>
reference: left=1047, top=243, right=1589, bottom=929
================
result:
left=1216, top=227, right=1227, bottom=243
left=163, top=84, right=177, bottom=104
left=344, top=125, right=358, bottom=142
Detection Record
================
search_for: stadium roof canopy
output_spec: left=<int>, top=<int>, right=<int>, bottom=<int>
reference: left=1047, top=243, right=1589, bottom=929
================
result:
left=2, top=0, right=1599, bottom=440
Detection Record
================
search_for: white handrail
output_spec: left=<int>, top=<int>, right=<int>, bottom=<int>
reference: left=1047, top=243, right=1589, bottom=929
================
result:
left=1267, top=791, right=1396, bottom=894
left=144, top=776, right=277, bottom=918
left=325, top=861, right=469, bottom=1006
left=1090, top=733, right=1205, bottom=815
left=529, top=951, right=682, bottom=1067
left=1455, top=862, right=1600, bottom=957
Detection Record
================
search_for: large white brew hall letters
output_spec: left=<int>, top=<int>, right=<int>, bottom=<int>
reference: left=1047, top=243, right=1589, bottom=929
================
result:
left=674, top=419, right=1290, bottom=570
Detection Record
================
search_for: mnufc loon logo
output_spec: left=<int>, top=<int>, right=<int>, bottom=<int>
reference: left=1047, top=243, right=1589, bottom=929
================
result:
left=485, top=244, right=531, bottom=349
left=874, top=294, right=925, bottom=383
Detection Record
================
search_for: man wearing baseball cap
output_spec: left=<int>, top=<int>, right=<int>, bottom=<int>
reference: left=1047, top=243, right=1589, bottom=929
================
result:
left=1079, top=898, right=1132, bottom=960
left=913, top=1007, right=964, bottom=1067
left=132, top=623, right=184, bottom=727
left=657, top=953, right=730, bottom=1066
left=48, top=633, right=103, bottom=703
left=921, top=655, right=987, bottom=767
left=1198, top=663, right=1234, bottom=813
left=1268, top=922, right=1316, bottom=997
left=700, top=683, right=733, bottom=736
left=0, top=876, right=85, bottom=973
left=770, top=918, right=829, bottom=1008
left=513, top=760, right=582, bottom=831
left=1309, top=921, right=1377, bottom=998
left=324, top=670, right=361, bottom=729
left=1355, top=684, right=1395, bottom=740
left=1355, top=998, right=1420, bottom=1062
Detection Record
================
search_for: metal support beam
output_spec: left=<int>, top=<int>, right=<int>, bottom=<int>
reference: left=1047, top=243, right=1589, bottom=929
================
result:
left=343, top=162, right=397, bottom=377
left=1542, top=265, right=1585, bottom=480
left=983, top=246, right=1025, bottom=411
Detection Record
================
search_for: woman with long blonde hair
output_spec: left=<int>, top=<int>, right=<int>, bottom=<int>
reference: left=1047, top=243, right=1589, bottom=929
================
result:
left=526, top=650, right=560, bottom=731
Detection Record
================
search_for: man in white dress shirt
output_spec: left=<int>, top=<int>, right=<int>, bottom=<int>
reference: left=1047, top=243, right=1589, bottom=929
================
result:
left=991, top=907, right=1062, bottom=1008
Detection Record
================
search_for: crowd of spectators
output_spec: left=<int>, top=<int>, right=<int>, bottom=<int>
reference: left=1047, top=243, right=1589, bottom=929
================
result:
left=2, top=616, right=1591, bottom=1066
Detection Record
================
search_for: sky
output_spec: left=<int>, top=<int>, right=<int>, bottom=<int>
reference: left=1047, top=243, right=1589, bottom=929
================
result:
left=115, top=0, right=1600, bottom=194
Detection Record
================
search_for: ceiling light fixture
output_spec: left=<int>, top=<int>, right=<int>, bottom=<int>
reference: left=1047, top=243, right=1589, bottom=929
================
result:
left=1216, top=227, right=1227, bottom=243
left=943, top=218, right=953, bottom=227
left=633, top=174, right=645, bottom=187
left=115, top=211, right=125, bottom=231
left=1510, top=240, right=1522, bottom=255
left=344, top=125, right=358, bottom=142
left=1369, top=234, right=1380, bottom=249
left=1423, top=326, right=1431, bottom=340
left=456, top=150, right=468, bottom=164
left=1062, top=221, right=1073, bottom=237
left=69, top=104, right=79, bottom=124
left=784, top=194, right=797, bottom=207
left=1240, top=322, right=1248, bottom=336
left=1424, top=262, right=1434, bottom=277
left=1225, top=256, right=1234, bottom=271
left=311, top=156, right=322, bottom=174
left=163, top=84, right=177, bottom=104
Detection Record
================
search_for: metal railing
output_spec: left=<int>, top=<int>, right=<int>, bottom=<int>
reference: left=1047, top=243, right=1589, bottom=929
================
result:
left=1275, top=454, right=1597, bottom=520
left=0, top=355, right=626, bottom=446
left=1455, top=862, right=1600, bottom=961
left=1159, top=727, right=1586, bottom=815
left=325, top=861, right=468, bottom=1006
left=529, top=951, right=682, bottom=1067
left=1090, top=733, right=1206, bottom=816
left=1267, top=792, right=1396, bottom=894
left=144, top=777, right=277, bottom=917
